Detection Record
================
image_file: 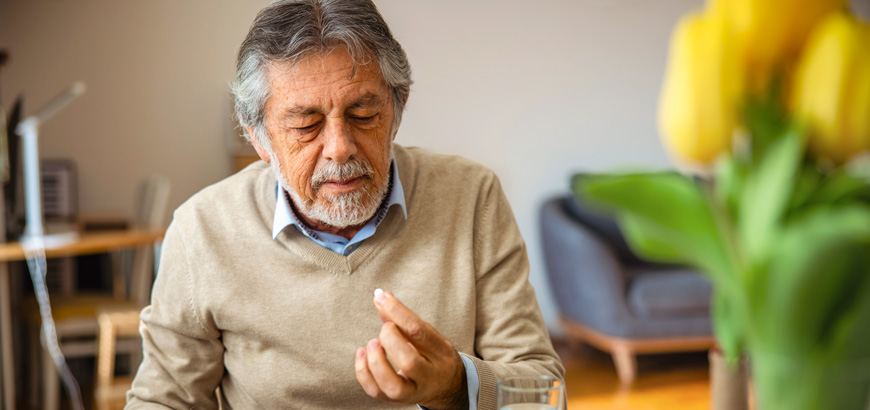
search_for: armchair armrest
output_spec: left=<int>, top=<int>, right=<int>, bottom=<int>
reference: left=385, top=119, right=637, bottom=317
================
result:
left=539, top=196, right=634, bottom=334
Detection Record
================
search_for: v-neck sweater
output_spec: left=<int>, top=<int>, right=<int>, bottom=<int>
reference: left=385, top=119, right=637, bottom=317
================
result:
left=126, top=144, right=564, bottom=410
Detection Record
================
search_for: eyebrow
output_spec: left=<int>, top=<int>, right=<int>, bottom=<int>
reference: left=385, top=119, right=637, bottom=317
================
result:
left=283, top=106, right=320, bottom=117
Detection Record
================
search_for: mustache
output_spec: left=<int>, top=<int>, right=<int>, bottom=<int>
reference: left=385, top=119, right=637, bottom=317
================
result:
left=311, top=158, right=374, bottom=191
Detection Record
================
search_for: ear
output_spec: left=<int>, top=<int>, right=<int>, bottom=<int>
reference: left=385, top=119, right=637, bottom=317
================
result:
left=248, top=127, right=272, bottom=164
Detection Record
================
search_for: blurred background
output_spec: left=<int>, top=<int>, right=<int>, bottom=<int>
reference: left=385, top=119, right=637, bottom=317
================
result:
left=1, top=0, right=869, bottom=408
left=1, top=0, right=702, bottom=331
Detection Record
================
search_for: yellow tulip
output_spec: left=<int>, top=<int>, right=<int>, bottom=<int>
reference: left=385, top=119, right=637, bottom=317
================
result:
left=658, top=10, right=742, bottom=165
left=712, top=0, right=846, bottom=94
left=791, top=13, right=870, bottom=164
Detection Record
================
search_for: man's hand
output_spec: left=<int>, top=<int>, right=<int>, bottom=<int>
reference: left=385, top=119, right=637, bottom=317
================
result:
left=354, top=290, right=469, bottom=410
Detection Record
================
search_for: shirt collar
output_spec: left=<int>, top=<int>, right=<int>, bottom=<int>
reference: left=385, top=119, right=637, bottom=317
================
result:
left=272, top=158, right=407, bottom=239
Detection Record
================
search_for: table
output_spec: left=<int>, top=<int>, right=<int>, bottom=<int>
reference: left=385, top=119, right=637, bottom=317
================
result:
left=0, top=228, right=164, bottom=409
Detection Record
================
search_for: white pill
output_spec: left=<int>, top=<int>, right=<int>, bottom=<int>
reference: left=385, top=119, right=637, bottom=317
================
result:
left=374, top=288, right=384, bottom=298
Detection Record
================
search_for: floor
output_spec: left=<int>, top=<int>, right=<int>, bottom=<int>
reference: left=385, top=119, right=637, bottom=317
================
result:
left=557, top=341, right=712, bottom=410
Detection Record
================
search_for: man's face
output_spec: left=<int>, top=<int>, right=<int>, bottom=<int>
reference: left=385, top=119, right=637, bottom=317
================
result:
left=251, top=47, right=396, bottom=229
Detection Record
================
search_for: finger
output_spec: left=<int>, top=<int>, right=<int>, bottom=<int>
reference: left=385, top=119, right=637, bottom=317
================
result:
left=374, top=290, right=417, bottom=325
left=354, top=347, right=385, bottom=400
left=376, top=307, right=389, bottom=325
left=379, top=321, right=429, bottom=379
left=366, top=338, right=415, bottom=400
left=374, top=291, right=450, bottom=356
left=374, top=289, right=390, bottom=324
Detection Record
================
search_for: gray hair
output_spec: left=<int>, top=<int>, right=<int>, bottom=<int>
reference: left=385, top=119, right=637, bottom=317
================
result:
left=232, top=0, right=412, bottom=152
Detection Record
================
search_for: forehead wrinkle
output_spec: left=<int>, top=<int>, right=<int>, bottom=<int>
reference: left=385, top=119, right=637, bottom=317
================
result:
left=265, top=49, right=389, bottom=120
left=347, top=92, right=384, bottom=110
left=274, top=49, right=367, bottom=83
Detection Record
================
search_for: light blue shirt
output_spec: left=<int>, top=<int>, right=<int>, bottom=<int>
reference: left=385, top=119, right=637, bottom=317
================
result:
left=271, top=159, right=480, bottom=410
left=272, top=159, right=408, bottom=254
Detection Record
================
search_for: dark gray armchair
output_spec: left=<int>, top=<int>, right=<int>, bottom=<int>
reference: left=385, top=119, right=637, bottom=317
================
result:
left=540, top=194, right=714, bottom=384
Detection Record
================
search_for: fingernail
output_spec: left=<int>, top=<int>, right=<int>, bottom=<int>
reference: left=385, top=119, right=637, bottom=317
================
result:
left=367, top=339, right=379, bottom=351
left=356, top=347, right=365, bottom=359
left=374, top=288, right=386, bottom=305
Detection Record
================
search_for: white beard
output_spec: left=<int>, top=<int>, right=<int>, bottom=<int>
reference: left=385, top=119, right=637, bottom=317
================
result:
left=270, top=153, right=390, bottom=229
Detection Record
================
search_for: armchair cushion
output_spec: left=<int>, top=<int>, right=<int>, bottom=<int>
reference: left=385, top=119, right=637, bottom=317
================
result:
left=626, top=268, right=712, bottom=319
left=541, top=194, right=713, bottom=339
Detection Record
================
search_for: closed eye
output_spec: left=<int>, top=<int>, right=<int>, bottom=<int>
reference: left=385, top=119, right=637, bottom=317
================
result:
left=350, top=114, right=378, bottom=126
left=294, top=122, right=321, bottom=133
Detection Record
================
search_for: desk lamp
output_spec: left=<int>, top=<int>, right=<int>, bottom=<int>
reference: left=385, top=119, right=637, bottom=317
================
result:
left=15, top=82, right=86, bottom=410
left=16, top=82, right=85, bottom=246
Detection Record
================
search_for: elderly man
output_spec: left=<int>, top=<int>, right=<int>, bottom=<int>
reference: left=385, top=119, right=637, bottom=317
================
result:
left=127, top=1, right=564, bottom=409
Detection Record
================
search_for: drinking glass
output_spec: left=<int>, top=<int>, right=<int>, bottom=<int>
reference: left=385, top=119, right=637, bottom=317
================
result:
left=496, top=375, right=563, bottom=410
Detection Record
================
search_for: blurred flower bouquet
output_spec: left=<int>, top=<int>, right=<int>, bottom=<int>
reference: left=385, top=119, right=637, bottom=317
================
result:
left=574, top=1, right=870, bottom=409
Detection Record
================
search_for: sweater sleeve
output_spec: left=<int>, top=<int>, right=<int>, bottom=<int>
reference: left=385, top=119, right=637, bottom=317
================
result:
left=470, top=174, right=566, bottom=410
left=125, top=217, right=225, bottom=409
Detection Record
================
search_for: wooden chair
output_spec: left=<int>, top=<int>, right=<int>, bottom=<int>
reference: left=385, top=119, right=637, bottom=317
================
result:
left=25, top=175, right=170, bottom=410
left=94, top=308, right=141, bottom=410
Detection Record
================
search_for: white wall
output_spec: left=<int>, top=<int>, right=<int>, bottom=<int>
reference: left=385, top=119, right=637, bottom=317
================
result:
left=0, top=0, right=269, bottom=217
left=4, top=0, right=866, bottom=330
left=380, top=0, right=699, bottom=331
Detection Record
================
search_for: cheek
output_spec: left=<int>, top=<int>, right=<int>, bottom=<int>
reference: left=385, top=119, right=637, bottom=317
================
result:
left=361, top=130, right=392, bottom=183
left=271, top=136, right=319, bottom=200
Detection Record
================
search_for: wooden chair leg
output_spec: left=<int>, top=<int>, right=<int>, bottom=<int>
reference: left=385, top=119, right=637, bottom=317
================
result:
left=612, top=346, right=637, bottom=386
left=564, top=336, right=583, bottom=352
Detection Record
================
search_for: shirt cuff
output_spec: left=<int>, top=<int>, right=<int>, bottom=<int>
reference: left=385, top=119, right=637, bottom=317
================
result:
left=417, top=354, right=479, bottom=410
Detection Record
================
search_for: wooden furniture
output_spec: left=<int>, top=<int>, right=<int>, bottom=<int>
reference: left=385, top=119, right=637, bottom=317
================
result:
left=0, top=228, right=165, bottom=409
left=555, top=340, right=716, bottom=410
left=95, top=308, right=141, bottom=410
left=232, top=141, right=261, bottom=173
left=560, top=317, right=714, bottom=384
left=0, top=229, right=166, bottom=261
left=0, top=252, right=13, bottom=410
left=25, top=175, right=169, bottom=410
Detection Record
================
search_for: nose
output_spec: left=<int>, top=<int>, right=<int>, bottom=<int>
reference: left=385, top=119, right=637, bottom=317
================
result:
left=321, top=118, right=357, bottom=164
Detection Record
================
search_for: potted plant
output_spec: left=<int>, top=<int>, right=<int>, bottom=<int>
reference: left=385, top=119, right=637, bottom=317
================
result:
left=574, top=1, right=870, bottom=409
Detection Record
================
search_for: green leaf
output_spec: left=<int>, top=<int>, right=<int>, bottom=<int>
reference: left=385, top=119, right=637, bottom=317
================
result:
left=822, top=253, right=870, bottom=368
left=715, top=155, right=748, bottom=222
left=574, top=172, right=751, bottom=358
left=712, top=288, right=744, bottom=365
left=738, top=127, right=803, bottom=265
left=574, top=172, right=733, bottom=283
left=809, top=171, right=870, bottom=206
left=748, top=205, right=870, bottom=410
left=760, top=205, right=870, bottom=355
left=743, top=96, right=790, bottom=164
left=616, top=213, right=686, bottom=262
left=786, top=164, right=822, bottom=213
left=825, top=264, right=870, bottom=362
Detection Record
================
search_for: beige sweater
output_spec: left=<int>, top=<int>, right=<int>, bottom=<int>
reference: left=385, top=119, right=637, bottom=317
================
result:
left=126, top=144, right=564, bottom=409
